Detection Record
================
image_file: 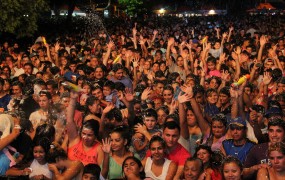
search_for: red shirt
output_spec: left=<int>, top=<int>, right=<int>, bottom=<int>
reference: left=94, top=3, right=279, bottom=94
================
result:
left=146, top=143, right=191, bottom=166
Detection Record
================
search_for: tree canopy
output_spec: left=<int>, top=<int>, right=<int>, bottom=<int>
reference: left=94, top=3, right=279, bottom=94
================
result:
left=118, top=0, right=143, bottom=16
left=0, top=0, right=49, bottom=38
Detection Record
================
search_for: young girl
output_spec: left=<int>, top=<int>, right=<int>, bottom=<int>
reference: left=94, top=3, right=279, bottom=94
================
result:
left=6, top=137, right=52, bottom=179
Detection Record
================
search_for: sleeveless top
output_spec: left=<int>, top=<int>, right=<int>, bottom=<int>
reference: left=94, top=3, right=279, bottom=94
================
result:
left=108, top=153, right=140, bottom=180
left=145, top=157, right=171, bottom=180
left=68, top=140, right=100, bottom=166
left=29, top=159, right=52, bottom=179
left=222, top=139, right=255, bottom=163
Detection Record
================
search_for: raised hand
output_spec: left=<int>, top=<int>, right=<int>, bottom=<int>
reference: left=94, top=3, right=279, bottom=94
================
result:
left=219, top=53, right=227, bottom=64
left=263, top=72, right=272, bottom=85
left=234, top=46, right=241, bottom=55
left=180, top=85, right=194, bottom=98
left=168, top=37, right=175, bottom=47
left=153, top=29, right=158, bottom=36
left=134, top=123, right=147, bottom=134
left=229, top=26, right=234, bottom=32
left=102, top=103, right=115, bottom=114
left=222, top=32, right=228, bottom=38
left=141, top=87, right=152, bottom=101
left=221, top=70, right=230, bottom=82
left=107, top=41, right=115, bottom=49
left=178, top=92, right=192, bottom=103
left=260, top=35, right=267, bottom=46
left=102, top=138, right=111, bottom=154
left=125, top=88, right=134, bottom=102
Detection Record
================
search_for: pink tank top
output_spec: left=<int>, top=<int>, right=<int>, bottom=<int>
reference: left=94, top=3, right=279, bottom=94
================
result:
left=68, top=140, right=100, bottom=165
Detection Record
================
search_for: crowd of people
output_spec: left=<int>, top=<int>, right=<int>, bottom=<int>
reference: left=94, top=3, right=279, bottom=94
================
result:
left=0, top=14, right=285, bottom=180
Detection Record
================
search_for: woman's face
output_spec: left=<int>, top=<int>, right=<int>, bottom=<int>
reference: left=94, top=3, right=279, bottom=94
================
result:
left=197, top=149, right=211, bottom=164
left=33, top=145, right=46, bottom=164
left=212, top=120, right=226, bottom=138
left=209, top=79, right=219, bottom=89
left=269, top=150, right=285, bottom=172
left=160, top=63, right=166, bottom=72
left=144, top=61, right=151, bottom=70
left=144, top=116, right=157, bottom=130
left=157, top=109, right=167, bottom=126
left=207, top=61, right=216, bottom=71
left=187, top=110, right=197, bottom=127
left=184, top=160, right=202, bottom=180
left=123, top=159, right=141, bottom=177
left=150, top=141, right=165, bottom=161
left=163, top=89, right=173, bottom=104
left=207, top=92, right=218, bottom=104
left=81, top=127, right=96, bottom=147
left=223, top=162, right=242, bottom=180
left=110, top=132, right=126, bottom=152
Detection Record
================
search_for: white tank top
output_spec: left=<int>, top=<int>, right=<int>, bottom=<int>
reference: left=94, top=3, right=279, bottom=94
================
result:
left=144, top=157, right=171, bottom=180
left=29, top=159, right=53, bottom=179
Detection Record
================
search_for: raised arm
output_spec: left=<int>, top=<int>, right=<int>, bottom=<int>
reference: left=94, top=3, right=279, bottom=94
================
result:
left=257, top=35, right=267, bottom=62
left=177, top=92, right=192, bottom=139
left=103, top=41, right=115, bottom=66
left=181, top=85, right=210, bottom=135
left=166, top=37, right=175, bottom=66
left=66, top=91, right=80, bottom=144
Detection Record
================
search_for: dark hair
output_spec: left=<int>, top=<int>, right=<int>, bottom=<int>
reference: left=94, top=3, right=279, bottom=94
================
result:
left=104, top=80, right=115, bottom=90
left=143, top=108, right=158, bottom=120
left=85, top=96, right=100, bottom=115
left=222, top=156, right=243, bottom=173
left=194, top=145, right=213, bottom=159
left=268, top=117, right=285, bottom=131
left=219, top=86, right=230, bottom=97
left=122, top=156, right=145, bottom=179
left=82, top=119, right=100, bottom=138
left=211, top=113, right=228, bottom=127
left=105, top=108, right=123, bottom=123
left=39, top=90, right=52, bottom=100
left=149, top=135, right=166, bottom=149
left=33, top=137, right=51, bottom=155
left=112, top=63, right=124, bottom=72
left=35, top=124, right=55, bottom=142
left=83, top=164, right=101, bottom=180
left=163, top=85, right=174, bottom=94
left=165, top=114, right=179, bottom=125
left=184, top=157, right=204, bottom=174
left=163, top=121, right=180, bottom=134
left=111, top=125, right=130, bottom=148
left=47, top=145, right=68, bottom=163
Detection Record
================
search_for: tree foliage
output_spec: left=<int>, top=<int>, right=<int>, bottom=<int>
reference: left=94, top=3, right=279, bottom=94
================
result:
left=0, top=0, right=49, bottom=37
left=118, top=0, right=143, bottom=16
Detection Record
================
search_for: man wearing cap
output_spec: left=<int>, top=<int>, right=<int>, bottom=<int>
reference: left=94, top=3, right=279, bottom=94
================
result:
left=220, top=117, right=255, bottom=163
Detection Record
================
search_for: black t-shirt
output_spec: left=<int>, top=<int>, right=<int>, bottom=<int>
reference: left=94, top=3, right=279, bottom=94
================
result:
left=10, top=132, right=32, bottom=157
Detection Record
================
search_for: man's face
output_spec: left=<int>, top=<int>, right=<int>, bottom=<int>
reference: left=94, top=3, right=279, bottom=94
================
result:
left=114, top=69, right=124, bottom=80
left=24, top=65, right=33, bottom=75
left=162, top=127, right=179, bottom=148
left=230, top=125, right=246, bottom=141
left=12, top=85, right=22, bottom=97
left=268, top=125, right=285, bottom=143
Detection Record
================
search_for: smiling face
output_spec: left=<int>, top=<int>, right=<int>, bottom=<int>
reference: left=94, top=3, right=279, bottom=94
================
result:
left=33, top=145, right=46, bottom=164
left=163, top=89, right=173, bottom=104
left=184, top=160, right=202, bottom=180
left=223, top=162, right=242, bottom=180
left=110, top=132, right=127, bottom=152
left=150, top=141, right=165, bottom=161
left=268, top=126, right=285, bottom=143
